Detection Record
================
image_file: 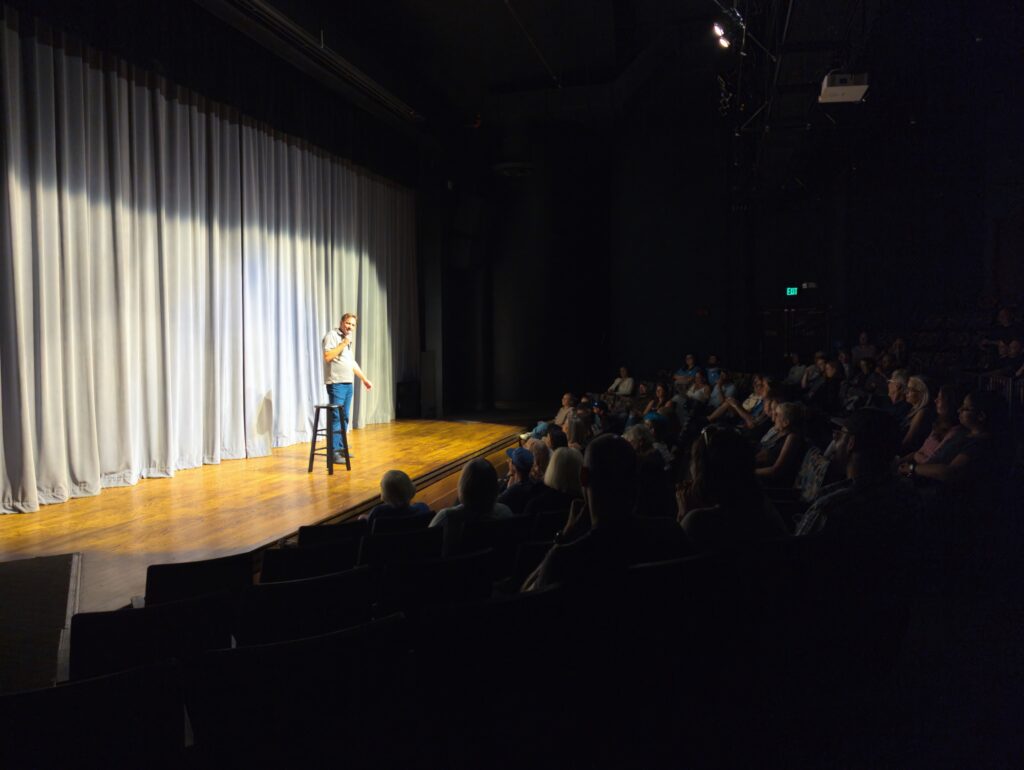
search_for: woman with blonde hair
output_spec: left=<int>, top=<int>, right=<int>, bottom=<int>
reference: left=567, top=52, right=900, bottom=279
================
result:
left=899, top=376, right=934, bottom=454
left=524, top=446, right=584, bottom=517
left=755, top=402, right=807, bottom=487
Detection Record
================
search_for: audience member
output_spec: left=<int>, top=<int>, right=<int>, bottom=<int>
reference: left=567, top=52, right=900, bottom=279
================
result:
left=800, top=352, right=828, bottom=394
left=755, top=402, right=807, bottom=488
left=678, top=427, right=787, bottom=550
left=363, top=470, right=431, bottom=524
left=497, top=447, right=542, bottom=515
left=431, top=458, right=513, bottom=555
left=851, top=331, right=878, bottom=367
left=525, top=438, right=551, bottom=482
left=886, top=369, right=911, bottom=423
left=795, top=408, right=919, bottom=548
left=877, top=352, right=896, bottom=380
left=836, top=349, right=852, bottom=378
left=525, top=435, right=684, bottom=590
left=673, top=353, right=701, bottom=388
left=523, top=447, right=584, bottom=518
left=899, top=376, right=935, bottom=454
left=784, top=352, right=807, bottom=385
left=685, top=370, right=712, bottom=404
left=643, top=382, right=674, bottom=416
left=708, top=374, right=768, bottom=425
left=905, top=390, right=1010, bottom=510
left=899, top=383, right=966, bottom=466
left=545, top=424, right=569, bottom=451
left=566, top=417, right=590, bottom=451
left=626, top=424, right=676, bottom=517
left=807, top=359, right=845, bottom=415
left=708, top=369, right=737, bottom=409
left=888, top=336, right=909, bottom=368
left=705, top=354, right=723, bottom=385
left=603, top=366, right=635, bottom=400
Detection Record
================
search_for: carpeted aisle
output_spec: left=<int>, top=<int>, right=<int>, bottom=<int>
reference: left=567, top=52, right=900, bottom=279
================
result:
left=0, top=554, right=80, bottom=693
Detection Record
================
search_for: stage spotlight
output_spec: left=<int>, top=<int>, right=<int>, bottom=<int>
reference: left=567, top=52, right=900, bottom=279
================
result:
left=718, top=36, right=731, bottom=48
left=713, top=22, right=726, bottom=37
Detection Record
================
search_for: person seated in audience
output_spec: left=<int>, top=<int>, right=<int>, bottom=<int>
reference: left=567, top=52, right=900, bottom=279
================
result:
left=554, top=392, right=577, bottom=429
left=899, top=384, right=966, bottom=466
left=522, top=392, right=577, bottom=442
left=806, top=359, right=845, bottom=415
left=899, top=376, right=935, bottom=454
left=783, top=352, right=807, bottom=385
left=625, top=424, right=676, bottom=518
left=836, top=348, right=852, bottom=378
left=886, top=369, right=911, bottom=423
left=708, top=375, right=771, bottom=429
left=523, top=446, right=584, bottom=518
left=708, top=369, right=738, bottom=410
left=685, top=369, right=712, bottom=405
left=642, top=412, right=675, bottom=470
left=603, top=366, right=635, bottom=401
left=525, top=438, right=551, bottom=483
left=643, top=381, right=674, bottom=416
left=877, top=352, right=896, bottom=380
left=705, top=354, right=723, bottom=385
left=363, top=469, right=432, bottom=524
left=845, top=356, right=887, bottom=408
left=980, top=306, right=1021, bottom=349
left=677, top=427, right=787, bottom=550
left=988, top=338, right=1024, bottom=377
left=901, top=390, right=1010, bottom=510
left=755, top=402, right=807, bottom=488
left=524, top=435, right=686, bottom=590
left=566, top=417, right=591, bottom=452
left=497, top=447, right=542, bottom=515
left=431, top=458, right=513, bottom=554
left=851, top=330, right=878, bottom=367
left=591, top=400, right=620, bottom=437
left=800, top=352, right=828, bottom=395
left=741, top=386, right=783, bottom=445
left=672, top=353, right=701, bottom=389
left=545, top=424, right=569, bottom=451
left=796, top=408, right=920, bottom=547
left=889, top=336, right=909, bottom=368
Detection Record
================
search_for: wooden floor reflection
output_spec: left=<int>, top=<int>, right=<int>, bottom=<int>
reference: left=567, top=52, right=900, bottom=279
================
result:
left=0, top=419, right=520, bottom=611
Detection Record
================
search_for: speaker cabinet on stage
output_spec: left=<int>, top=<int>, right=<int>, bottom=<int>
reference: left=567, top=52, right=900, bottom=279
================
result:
left=396, top=381, right=421, bottom=419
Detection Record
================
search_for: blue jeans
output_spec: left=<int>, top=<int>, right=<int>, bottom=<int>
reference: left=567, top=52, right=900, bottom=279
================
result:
left=325, top=382, right=353, bottom=451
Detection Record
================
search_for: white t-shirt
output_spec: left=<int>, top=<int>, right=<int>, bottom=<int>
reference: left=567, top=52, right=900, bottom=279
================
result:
left=322, top=328, right=357, bottom=384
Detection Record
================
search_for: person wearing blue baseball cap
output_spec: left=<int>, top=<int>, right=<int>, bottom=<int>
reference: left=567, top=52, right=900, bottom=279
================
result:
left=498, top=446, right=542, bottom=515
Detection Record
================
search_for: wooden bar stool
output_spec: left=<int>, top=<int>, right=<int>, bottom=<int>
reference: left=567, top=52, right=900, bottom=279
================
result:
left=308, top=404, right=351, bottom=474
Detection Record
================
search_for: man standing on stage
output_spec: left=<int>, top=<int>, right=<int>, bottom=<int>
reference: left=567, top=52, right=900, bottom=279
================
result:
left=322, top=313, right=373, bottom=463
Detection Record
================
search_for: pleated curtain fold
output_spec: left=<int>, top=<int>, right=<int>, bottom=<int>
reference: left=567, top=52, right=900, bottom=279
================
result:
left=0, top=7, right=418, bottom=513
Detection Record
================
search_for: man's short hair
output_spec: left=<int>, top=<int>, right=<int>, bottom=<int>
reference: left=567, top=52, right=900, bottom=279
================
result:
left=341, top=312, right=358, bottom=324
left=380, top=469, right=416, bottom=507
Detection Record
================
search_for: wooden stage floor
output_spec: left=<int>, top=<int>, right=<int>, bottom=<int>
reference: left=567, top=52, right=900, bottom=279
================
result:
left=0, top=419, right=521, bottom=612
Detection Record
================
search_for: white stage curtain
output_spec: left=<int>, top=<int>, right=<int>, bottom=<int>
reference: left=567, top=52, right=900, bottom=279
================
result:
left=0, top=7, right=419, bottom=513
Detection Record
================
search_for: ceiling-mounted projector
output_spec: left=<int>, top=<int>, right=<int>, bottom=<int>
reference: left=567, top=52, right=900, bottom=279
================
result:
left=818, top=72, right=869, bottom=103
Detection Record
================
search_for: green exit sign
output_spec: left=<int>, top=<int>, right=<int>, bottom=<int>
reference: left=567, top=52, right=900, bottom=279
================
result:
left=786, top=286, right=799, bottom=296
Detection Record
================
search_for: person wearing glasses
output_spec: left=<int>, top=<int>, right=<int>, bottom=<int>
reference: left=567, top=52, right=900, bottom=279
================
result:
left=902, top=390, right=1008, bottom=502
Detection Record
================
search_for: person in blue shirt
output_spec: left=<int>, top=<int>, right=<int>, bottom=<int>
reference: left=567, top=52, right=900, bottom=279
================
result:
left=705, top=354, right=723, bottom=386
left=672, top=353, right=702, bottom=389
